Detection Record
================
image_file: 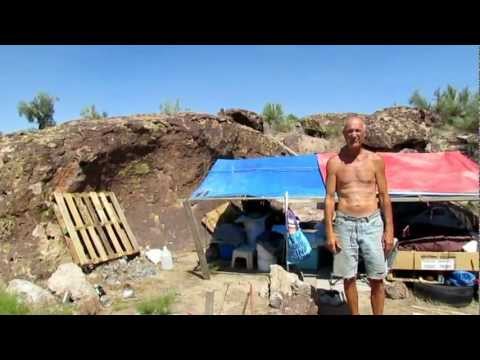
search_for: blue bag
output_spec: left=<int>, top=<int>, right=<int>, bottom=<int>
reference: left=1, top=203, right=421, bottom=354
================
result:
left=446, top=271, right=476, bottom=287
left=287, top=229, right=312, bottom=264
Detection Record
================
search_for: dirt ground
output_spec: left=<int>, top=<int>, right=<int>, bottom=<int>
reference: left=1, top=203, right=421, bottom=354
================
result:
left=94, top=251, right=479, bottom=316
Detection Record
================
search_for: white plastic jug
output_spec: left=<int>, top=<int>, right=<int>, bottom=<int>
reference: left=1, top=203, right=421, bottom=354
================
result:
left=161, top=246, right=173, bottom=270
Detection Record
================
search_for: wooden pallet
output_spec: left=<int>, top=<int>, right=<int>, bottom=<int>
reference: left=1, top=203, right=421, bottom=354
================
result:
left=52, top=191, right=140, bottom=267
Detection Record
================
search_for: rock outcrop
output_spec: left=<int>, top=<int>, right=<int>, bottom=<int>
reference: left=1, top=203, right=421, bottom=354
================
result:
left=0, top=113, right=287, bottom=280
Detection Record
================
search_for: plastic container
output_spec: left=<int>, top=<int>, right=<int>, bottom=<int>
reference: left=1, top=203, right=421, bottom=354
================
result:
left=257, top=243, right=277, bottom=272
left=161, top=246, right=173, bottom=270
left=219, top=243, right=236, bottom=260
left=258, top=258, right=277, bottom=272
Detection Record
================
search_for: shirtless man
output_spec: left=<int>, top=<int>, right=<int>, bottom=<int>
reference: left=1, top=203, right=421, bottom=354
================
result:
left=325, top=116, right=394, bottom=315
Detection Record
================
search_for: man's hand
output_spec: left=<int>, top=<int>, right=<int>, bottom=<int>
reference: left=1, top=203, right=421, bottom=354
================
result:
left=383, top=231, right=394, bottom=256
left=326, top=234, right=341, bottom=254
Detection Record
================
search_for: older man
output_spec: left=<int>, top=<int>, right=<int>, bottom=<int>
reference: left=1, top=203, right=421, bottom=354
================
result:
left=324, top=116, right=394, bottom=315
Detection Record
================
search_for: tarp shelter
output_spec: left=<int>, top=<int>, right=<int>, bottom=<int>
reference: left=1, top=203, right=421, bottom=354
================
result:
left=317, top=151, right=479, bottom=199
left=184, top=151, right=479, bottom=279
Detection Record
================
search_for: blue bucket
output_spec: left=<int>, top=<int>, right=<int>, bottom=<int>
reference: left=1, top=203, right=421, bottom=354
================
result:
left=219, top=243, right=236, bottom=260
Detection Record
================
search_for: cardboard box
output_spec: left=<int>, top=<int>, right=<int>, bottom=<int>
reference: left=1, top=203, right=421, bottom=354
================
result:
left=414, top=252, right=456, bottom=271
left=447, top=252, right=479, bottom=271
left=392, top=250, right=479, bottom=271
left=391, top=251, right=415, bottom=270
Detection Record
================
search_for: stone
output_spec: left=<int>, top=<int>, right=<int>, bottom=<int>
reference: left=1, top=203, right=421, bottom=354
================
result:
left=28, top=182, right=43, bottom=196
left=76, top=296, right=102, bottom=315
left=122, top=284, right=135, bottom=299
left=281, top=295, right=318, bottom=315
left=385, top=281, right=409, bottom=300
left=282, top=134, right=330, bottom=154
left=268, top=265, right=299, bottom=308
left=364, top=107, right=436, bottom=151
left=292, top=278, right=313, bottom=297
left=32, top=224, right=46, bottom=239
left=6, top=279, right=56, bottom=306
left=219, top=108, right=264, bottom=132
left=269, top=292, right=283, bottom=309
left=258, top=284, right=270, bottom=299
left=99, top=295, right=112, bottom=307
left=45, top=222, right=63, bottom=239
left=47, top=263, right=97, bottom=301
left=269, top=265, right=298, bottom=298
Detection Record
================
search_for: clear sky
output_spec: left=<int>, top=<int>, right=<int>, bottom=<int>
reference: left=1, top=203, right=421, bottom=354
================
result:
left=0, top=45, right=477, bottom=134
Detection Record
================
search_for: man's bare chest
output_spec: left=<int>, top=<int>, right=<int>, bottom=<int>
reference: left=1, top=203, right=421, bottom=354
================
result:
left=336, top=160, right=376, bottom=185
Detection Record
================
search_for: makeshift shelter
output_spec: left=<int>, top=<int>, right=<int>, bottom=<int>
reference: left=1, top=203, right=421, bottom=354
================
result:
left=184, top=151, right=479, bottom=279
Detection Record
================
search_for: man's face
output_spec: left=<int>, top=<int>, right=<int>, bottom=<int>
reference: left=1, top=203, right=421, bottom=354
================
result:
left=343, top=119, right=365, bottom=149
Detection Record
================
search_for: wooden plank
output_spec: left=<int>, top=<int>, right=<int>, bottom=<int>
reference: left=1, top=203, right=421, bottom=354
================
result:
left=204, top=290, right=215, bottom=315
left=72, top=195, right=109, bottom=262
left=242, top=288, right=251, bottom=315
left=98, top=192, right=134, bottom=254
left=52, top=202, right=80, bottom=265
left=53, top=192, right=89, bottom=265
left=183, top=200, right=210, bottom=280
left=64, top=193, right=99, bottom=263
left=74, top=222, right=118, bottom=230
left=107, top=192, right=140, bottom=250
left=249, top=283, right=255, bottom=315
left=219, top=283, right=230, bottom=315
left=81, top=193, right=115, bottom=256
left=89, top=192, right=124, bottom=255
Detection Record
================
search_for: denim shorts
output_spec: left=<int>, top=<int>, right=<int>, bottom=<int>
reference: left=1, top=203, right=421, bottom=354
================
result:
left=332, top=210, right=386, bottom=280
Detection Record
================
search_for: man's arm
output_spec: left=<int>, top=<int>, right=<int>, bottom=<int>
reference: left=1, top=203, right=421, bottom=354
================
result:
left=374, top=155, right=394, bottom=254
left=325, top=157, right=338, bottom=253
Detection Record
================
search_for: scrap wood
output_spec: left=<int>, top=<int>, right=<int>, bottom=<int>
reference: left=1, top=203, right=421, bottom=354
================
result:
left=201, top=202, right=241, bottom=233
left=205, top=290, right=215, bottom=315
left=249, top=283, right=256, bottom=315
left=242, top=283, right=255, bottom=315
left=242, top=286, right=251, bottom=315
left=219, top=283, right=231, bottom=315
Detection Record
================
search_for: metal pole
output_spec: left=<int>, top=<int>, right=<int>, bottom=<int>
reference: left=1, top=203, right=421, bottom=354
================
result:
left=284, top=191, right=289, bottom=272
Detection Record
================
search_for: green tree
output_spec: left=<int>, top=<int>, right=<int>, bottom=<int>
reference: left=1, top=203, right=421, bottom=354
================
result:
left=262, top=103, right=284, bottom=125
left=160, top=99, right=190, bottom=115
left=409, top=85, right=479, bottom=133
left=408, top=90, right=431, bottom=110
left=80, top=105, right=108, bottom=119
left=285, top=113, right=299, bottom=123
left=17, top=92, right=58, bottom=129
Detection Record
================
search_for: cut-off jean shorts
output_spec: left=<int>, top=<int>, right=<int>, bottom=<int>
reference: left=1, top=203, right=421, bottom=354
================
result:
left=332, top=210, right=386, bottom=280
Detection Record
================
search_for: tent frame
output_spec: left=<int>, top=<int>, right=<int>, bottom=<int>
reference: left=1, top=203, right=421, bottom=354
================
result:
left=184, top=195, right=479, bottom=280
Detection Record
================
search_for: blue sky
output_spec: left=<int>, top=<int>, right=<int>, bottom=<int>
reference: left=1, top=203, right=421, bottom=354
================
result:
left=0, top=45, right=477, bottom=134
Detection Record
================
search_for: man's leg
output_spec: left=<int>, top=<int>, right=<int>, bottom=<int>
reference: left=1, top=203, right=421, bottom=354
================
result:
left=360, top=213, right=386, bottom=315
left=369, top=279, right=384, bottom=315
left=344, top=277, right=359, bottom=315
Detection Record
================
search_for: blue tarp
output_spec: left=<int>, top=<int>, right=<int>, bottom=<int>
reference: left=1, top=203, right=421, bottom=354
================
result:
left=190, top=154, right=326, bottom=200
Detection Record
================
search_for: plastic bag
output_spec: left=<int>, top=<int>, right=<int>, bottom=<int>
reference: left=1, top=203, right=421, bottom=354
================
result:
left=287, top=229, right=312, bottom=264
left=446, top=271, right=476, bottom=287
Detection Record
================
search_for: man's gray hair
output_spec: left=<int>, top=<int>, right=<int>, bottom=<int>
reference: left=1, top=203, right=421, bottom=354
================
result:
left=343, top=116, right=367, bottom=132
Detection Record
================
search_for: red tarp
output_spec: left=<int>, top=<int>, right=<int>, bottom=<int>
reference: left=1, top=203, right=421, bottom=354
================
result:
left=317, top=151, right=479, bottom=196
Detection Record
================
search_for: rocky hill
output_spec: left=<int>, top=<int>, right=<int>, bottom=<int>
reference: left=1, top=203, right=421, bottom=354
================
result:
left=0, top=107, right=476, bottom=281
left=0, top=112, right=290, bottom=281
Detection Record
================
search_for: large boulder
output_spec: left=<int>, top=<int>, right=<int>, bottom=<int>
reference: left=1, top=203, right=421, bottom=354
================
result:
left=282, top=134, right=331, bottom=154
left=47, top=263, right=97, bottom=301
left=0, top=112, right=287, bottom=281
left=6, top=279, right=56, bottom=306
left=364, top=107, right=438, bottom=151
left=219, top=108, right=264, bottom=132
left=302, top=113, right=362, bottom=137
